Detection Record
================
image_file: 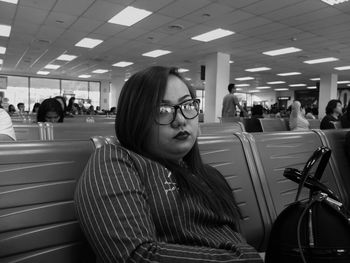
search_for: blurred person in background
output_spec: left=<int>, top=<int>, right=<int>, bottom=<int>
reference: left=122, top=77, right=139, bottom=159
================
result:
left=37, top=98, right=64, bottom=123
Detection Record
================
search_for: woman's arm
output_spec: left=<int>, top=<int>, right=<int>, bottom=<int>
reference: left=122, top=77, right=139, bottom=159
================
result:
left=74, top=145, right=262, bottom=263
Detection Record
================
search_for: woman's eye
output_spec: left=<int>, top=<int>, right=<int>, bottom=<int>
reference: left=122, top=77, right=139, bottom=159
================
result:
left=159, top=106, right=172, bottom=114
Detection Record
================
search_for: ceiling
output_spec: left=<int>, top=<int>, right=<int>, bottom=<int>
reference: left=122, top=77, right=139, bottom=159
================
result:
left=1, top=0, right=350, bottom=92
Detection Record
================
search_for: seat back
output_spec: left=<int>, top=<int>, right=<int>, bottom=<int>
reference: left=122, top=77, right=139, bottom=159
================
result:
left=64, top=116, right=115, bottom=123
left=259, top=118, right=288, bottom=132
left=243, top=118, right=263, bottom=132
left=200, top=122, right=245, bottom=135
left=245, top=130, right=344, bottom=221
left=198, top=133, right=270, bottom=251
left=0, top=140, right=95, bottom=263
left=13, top=123, right=46, bottom=140
left=308, top=119, right=321, bottom=129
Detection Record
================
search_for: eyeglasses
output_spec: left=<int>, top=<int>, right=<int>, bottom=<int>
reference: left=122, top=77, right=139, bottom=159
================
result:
left=155, top=99, right=200, bottom=125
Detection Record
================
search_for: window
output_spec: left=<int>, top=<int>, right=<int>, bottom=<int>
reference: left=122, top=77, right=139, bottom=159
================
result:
left=89, top=82, right=100, bottom=107
left=6, top=76, right=29, bottom=111
left=30, top=78, right=60, bottom=111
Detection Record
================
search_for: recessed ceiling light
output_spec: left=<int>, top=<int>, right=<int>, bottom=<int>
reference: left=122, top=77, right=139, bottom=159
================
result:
left=56, top=54, right=77, bottom=61
left=310, top=78, right=320, bottom=81
left=0, top=59, right=3, bottom=64
left=75, top=38, right=103, bottom=48
left=0, top=46, right=6, bottom=54
left=0, top=0, right=18, bottom=4
left=92, top=69, right=109, bottom=74
left=0, top=24, right=11, bottom=37
left=335, top=65, right=350, bottom=71
left=229, top=60, right=234, bottom=64
left=108, top=6, right=152, bottom=26
left=235, top=84, right=250, bottom=87
left=267, top=81, right=286, bottom=84
left=78, top=74, right=91, bottom=78
left=274, top=88, right=289, bottom=91
left=263, top=47, right=302, bottom=56
left=245, top=67, right=271, bottom=72
left=191, top=28, right=234, bottom=42
left=289, top=84, right=307, bottom=87
left=185, top=77, right=191, bottom=81
left=178, top=68, right=189, bottom=73
left=37, top=71, right=50, bottom=75
left=112, top=61, right=134, bottom=67
left=142, top=49, right=172, bottom=57
left=256, top=86, right=271, bottom=89
left=44, top=64, right=60, bottom=69
left=303, top=57, right=339, bottom=64
left=307, top=86, right=317, bottom=89
left=337, top=80, right=350, bottom=84
left=277, top=72, right=301, bottom=76
left=235, top=77, right=254, bottom=81
left=321, top=0, right=349, bottom=5
left=249, top=90, right=260, bottom=93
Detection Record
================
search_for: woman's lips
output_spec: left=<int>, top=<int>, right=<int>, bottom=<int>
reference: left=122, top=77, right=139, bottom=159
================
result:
left=174, top=131, right=190, bottom=140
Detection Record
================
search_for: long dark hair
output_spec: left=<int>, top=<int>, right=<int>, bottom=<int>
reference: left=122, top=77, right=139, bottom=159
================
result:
left=115, top=66, right=241, bottom=226
left=37, top=98, right=64, bottom=122
left=326, top=99, right=341, bottom=115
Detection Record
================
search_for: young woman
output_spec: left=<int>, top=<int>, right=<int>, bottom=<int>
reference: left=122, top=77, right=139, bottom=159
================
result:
left=320, top=99, right=342, bottom=129
left=289, top=100, right=310, bottom=131
left=37, top=98, right=64, bottom=123
left=74, top=66, right=262, bottom=262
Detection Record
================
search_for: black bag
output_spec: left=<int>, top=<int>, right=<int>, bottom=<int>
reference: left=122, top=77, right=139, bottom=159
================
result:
left=265, top=146, right=350, bottom=263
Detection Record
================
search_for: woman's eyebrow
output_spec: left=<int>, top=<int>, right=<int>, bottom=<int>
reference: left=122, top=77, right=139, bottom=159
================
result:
left=161, top=94, right=191, bottom=104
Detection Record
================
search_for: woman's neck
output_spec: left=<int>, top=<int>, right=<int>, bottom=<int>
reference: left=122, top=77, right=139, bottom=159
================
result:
left=331, top=112, right=339, bottom=119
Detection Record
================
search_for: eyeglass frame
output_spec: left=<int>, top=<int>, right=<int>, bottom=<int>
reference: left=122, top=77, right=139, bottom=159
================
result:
left=155, top=98, right=201, bottom=125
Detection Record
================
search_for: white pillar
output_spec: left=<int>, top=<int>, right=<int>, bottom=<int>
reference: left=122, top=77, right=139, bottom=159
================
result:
left=110, top=73, right=125, bottom=108
left=204, top=52, right=230, bottom=122
left=100, top=80, right=110, bottom=111
left=319, top=73, right=338, bottom=119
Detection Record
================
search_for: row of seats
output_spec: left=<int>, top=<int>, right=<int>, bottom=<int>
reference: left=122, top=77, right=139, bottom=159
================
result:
left=0, top=127, right=349, bottom=262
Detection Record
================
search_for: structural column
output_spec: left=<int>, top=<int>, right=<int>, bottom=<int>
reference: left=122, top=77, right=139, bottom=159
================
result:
left=204, top=52, right=230, bottom=122
left=319, top=73, right=338, bottom=119
left=110, top=72, right=125, bottom=108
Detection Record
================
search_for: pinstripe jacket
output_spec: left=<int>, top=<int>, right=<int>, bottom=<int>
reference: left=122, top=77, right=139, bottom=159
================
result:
left=74, top=144, right=262, bottom=263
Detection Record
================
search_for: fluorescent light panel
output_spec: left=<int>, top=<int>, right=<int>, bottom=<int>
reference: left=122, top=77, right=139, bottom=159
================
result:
left=249, top=90, right=260, bottom=93
left=78, top=74, right=91, bottom=78
left=112, top=61, right=133, bottom=67
left=303, top=57, right=339, bottom=64
left=256, top=86, right=271, bottom=90
left=289, top=84, right=306, bottom=87
left=245, top=67, right=271, bottom=72
left=75, top=38, right=103, bottom=48
left=229, top=60, right=234, bottom=64
left=335, top=65, right=350, bottom=71
left=178, top=68, right=189, bottom=73
left=92, top=69, right=109, bottom=74
left=235, top=84, right=250, bottom=87
left=56, top=54, right=77, bottom=61
left=0, top=0, right=18, bottom=4
left=321, top=0, right=349, bottom=5
left=277, top=72, right=301, bottom=76
left=263, top=47, right=302, bottom=56
left=236, top=88, right=242, bottom=91
left=274, top=88, right=289, bottom=91
left=44, top=64, right=60, bottom=69
left=142, top=49, right=171, bottom=57
left=185, top=77, right=191, bottom=81
left=0, top=59, right=3, bottom=64
left=337, top=80, right=350, bottom=84
left=307, top=86, right=317, bottom=89
left=267, top=81, right=285, bottom=84
left=310, top=78, right=320, bottom=81
left=235, top=77, right=254, bottom=81
left=191, top=28, right=234, bottom=42
left=37, top=71, right=50, bottom=75
left=0, top=46, right=6, bottom=54
left=0, top=24, right=11, bottom=37
left=108, top=6, right=152, bottom=26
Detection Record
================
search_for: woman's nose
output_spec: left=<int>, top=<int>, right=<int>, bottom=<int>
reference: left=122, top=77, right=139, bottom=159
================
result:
left=171, top=109, right=186, bottom=127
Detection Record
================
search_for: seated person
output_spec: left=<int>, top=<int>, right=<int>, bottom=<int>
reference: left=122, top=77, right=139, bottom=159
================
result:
left=17, top=102, right=25, bottom=114
left=341, top=103, right=350, bottom=128
left=0, top=108, right=16, bottom=141
left=31, top=103, right=41, bottom=114
left=305, top=107, right=316, bottom=119
left=37, top=98, right=64, bottom=123
left=289, top=100, right=310, bottom=131
left=8, top=104, right=16, bottom=116
left=74, top=66, right=263, bottom=262
left=320, top=99, right=342, bottom=129
left=109, top=106, right=117, bottom=115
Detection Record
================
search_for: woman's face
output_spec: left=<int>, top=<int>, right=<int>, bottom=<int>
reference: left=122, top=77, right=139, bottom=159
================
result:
left=147, top=75, right=199, bottom=161
left=334, top=102, right=343, bottom=115
left=45, top=111, right=60, bottom=123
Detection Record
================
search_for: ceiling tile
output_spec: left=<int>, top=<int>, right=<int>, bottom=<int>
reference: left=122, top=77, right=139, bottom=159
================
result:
left=92, top=23, right=125, bottom=37
left=15, top=5, right=49, bottom=25
left=0, top=2, right=16, bottom=24
left=53, top=0, right=95, bottom=16
left=158, top=0, right=211, bottom=18
left=132, top=0, right=174, bottom=12
left=133, top=14, right=174, bottom=31
left=44, top=11, right=78, bottom=29
left=19, top=0, right=57, bottom=11
left=242, top=0, right=305, bottom=15
left=82, top=0, right=125, bottom=21
left=70, top=17, right=104, bottom=33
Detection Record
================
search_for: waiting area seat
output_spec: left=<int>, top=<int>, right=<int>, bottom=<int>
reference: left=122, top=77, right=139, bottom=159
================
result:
left=199, top=122, right=245, bottom=134
left=259, top=118, right=288, bottom=132
left=308, top=119, right=321, bottom=129
left=13, top=123, right=46, bottom=140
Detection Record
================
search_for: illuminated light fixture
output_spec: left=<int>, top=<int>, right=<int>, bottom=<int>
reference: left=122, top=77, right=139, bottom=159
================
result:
left=0, top=0, right=18, bottom=3
left=235, top=77, right=254, bottom=81
left=307, top=86, right=317, bottom=89
left=56, top=54, right=77, bottom=61
left=92, top=69, right=109, bottom=74
left=191, top=28, right=234, bottom=42
left=277, top=72, right=301, bottom=76
left=0, top=58, right=3, bottom=64
left=321, top=0, right=349, bottom=5
left=236, top=88, right=242, bottom=91
left=245, top=67, right=271, bottom=72
left=142, top=49, right=171, bottom=57
left=263, top=47, right=302, bottom=56
left=310, top=78, right=320, bottom=81
left=0, top=24, right=11, bottom=37
left=108, top=6, right=152, bottom=26
left=303, top=57, right=339, bottom=64
left=112, top=61, right=133, bottom=67
left=229, top=60, right=234, bottom=64
left=348, top=84, right=350, bottom=87
left=178, top=68, right=189, bottom=73
left=249, top=90, right=260, bottom=93
left=185, top=77, right=191, bottom=81
left=37, top=71, right=50, bottom=75
left=78, top=74, right=91, bottom=78
left=256, top=86, right=271, bottom=90
left=267, top=81, right=286, bottom=84
left=335, top=65, right=350, bottom=71
left=75, top=38, right=103, bottom=48
left=274, top=88, right=289, bottom=91
left=289, top=84, right=307, bottom=87
left=235, top=84, right=250, bottom=87
left=44, top=64, right=60, bottom=69
left=337, top=80, right=350, bottom=84
left=0, top=46, right=6, bottom=54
